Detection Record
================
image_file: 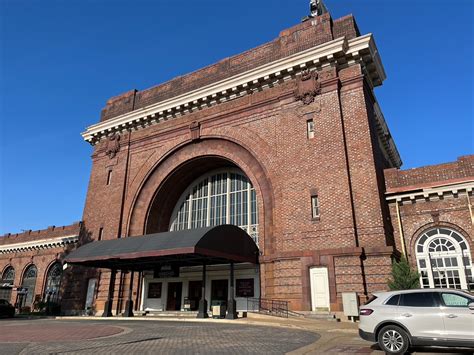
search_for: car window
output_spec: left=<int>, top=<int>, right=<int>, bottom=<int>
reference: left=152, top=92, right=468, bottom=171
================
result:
left=385, top=294, right=400, bottom=306
left=400, top=292, right=439, bottom=307
left=441, top=293, right=471, bottom=307
left=364, top=295, right=377, bottom=305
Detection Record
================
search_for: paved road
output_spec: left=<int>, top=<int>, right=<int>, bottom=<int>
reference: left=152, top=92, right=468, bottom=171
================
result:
left=0, top=318, right=319, bottom=355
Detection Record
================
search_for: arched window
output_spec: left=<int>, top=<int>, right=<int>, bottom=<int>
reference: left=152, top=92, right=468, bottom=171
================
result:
left=170, top=168, right=259, bottom=244
left=415, top=228, right=473, bottom=290
left=0, top=266, right=15, bottom=301
left=44, top=263, right=62, bottom=302
left=21, top=265, right=38, bottom=307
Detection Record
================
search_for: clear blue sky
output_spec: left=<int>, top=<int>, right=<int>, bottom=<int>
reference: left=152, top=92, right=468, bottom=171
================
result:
left=0, top=0, right=472, bottom=235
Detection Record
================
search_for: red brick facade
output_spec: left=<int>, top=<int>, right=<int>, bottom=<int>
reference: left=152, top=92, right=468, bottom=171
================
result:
left=385, top=156, right=474, bottom=290
left=81, top=12, right=396, bottom=313
left=0, top=223, right=90, bottom=313
left=1, top=10, right=472, bottom=316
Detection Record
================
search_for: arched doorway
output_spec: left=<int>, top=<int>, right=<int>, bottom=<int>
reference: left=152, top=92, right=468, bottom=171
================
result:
left=0, top=266, right=15, bottom=301
left=140, top=166, right=261, bottom=313
left=21, top=265, right=38, bottom=307
left=415, top=227, right=473, bottom=290
left=44, top=263, right=62, bottom=303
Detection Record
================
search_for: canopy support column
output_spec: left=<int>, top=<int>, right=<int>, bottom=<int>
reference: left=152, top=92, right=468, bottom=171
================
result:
left=124, top=271, right=134, bottom=317
left=102, top=269, right=116, bottom=317
left=226, top=262, right=237, bottom=319
left=197, top=263, right=208, bottom=318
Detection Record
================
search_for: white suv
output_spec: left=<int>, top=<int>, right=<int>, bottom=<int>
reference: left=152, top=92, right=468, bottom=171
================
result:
left=358, top=288, right=474, bottom=354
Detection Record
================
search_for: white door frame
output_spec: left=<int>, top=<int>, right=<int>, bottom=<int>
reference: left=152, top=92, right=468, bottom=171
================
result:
left=309, top=267, right=330, bottom=311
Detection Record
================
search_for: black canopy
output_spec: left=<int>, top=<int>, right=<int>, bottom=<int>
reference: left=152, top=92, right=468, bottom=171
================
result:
left=65, top=225, right=259, bottom=271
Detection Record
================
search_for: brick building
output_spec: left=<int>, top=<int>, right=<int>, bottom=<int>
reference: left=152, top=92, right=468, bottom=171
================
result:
left=385, top=156, right=474, bottom=291
left=0, top=223, right=84, bottom=312
left=1, top=6, right=472, bottom=316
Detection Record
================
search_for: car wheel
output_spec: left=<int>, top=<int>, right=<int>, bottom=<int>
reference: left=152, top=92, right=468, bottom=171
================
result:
left=377, top=325, right=410, bottom=354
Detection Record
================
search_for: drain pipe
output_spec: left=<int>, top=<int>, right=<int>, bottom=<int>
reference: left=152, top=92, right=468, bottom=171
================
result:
left=395, top=199, right=407, bottom=256
left=466, top=192, right=474, bottom=226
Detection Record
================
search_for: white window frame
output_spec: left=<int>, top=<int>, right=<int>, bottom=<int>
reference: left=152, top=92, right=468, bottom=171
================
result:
left=307, top=119, right=315, bottom=139
left=415, top=228, right=473, bottom=291
left=311, top=195, right=320, bottom=219
left=169, top=168, right=259, bottom=245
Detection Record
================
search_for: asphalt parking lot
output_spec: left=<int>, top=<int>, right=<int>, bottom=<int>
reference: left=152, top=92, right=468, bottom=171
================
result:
left=0, top=318, right=319, bottom=355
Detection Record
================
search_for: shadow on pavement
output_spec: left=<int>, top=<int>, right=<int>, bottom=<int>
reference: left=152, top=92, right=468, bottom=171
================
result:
left=370, top=344, right=473, bottom=354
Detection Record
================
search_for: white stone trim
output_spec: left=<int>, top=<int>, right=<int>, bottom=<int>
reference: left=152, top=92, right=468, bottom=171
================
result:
left=82, top=34, right=386, bottom=144
left=0, top=235, right=79, bottom=254
left=386, top=181, right=474, bottom=203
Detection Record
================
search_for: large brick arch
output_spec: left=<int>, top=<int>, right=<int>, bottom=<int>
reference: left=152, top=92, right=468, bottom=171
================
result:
left=126, top=138, right=275, bottom=253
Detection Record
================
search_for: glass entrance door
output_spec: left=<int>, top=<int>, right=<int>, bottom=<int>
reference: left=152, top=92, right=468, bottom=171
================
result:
left=187, top=281, right=202, bottom=311
left=166, top=282, right=182, bottom=311
left=211, top=279, right=228, bottom=309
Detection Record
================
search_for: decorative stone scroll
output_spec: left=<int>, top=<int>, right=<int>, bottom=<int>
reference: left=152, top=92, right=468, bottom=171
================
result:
left=105, top=133, right=120, bottom=159
left=294, top=69, right=321, bottom=105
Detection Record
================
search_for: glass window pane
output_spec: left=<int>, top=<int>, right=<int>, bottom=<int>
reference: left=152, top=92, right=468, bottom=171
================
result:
left=441, top=293, right=470, bottom=307
left=169, top=169, right=258, bottom=245
left=400, top=292, right=438, bottom=307
left=385, top=295, right=400, bottom=306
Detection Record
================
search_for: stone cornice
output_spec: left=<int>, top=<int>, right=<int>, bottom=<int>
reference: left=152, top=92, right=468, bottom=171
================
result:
left=385, top=180, right=474, bottom=203
left=82, top=34, right=386, bottom=145
left=0, top=235, right=79, bottom=254
left=373, top=101, right=402, bottom=168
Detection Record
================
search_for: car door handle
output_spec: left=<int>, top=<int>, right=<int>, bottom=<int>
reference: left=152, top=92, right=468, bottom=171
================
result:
left=402, top=313, right=412, bottom=317
left=447, top=314, right=458, bottom=319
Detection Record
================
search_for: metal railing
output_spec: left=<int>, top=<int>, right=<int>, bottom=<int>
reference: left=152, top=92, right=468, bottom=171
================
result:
left=246, top=298, right=289, bottom=318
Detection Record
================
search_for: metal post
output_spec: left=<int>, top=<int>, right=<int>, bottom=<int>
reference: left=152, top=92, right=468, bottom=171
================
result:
left=124, top=271, right=134, bottom=317
left=226, top=262, right=237, bottom=319
left=197, top=263, right=208, bottom=318
left=102, top=269, right=116, bottom=317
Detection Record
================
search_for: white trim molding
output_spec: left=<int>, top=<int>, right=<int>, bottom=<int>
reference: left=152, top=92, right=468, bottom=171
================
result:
left=0, top=235, right=79, bottom=254
left=386, top=181, right=474, bottom=204
left=82, top=34, right=387, bottom=145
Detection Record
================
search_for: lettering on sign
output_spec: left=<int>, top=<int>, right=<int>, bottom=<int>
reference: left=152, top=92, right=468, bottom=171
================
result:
left=236, top=278, right=254, bottom=298
left=153, top=265, right=180, bottom=278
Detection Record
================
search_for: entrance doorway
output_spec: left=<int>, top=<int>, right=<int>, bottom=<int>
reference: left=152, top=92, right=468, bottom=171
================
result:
left=21, top=265, right=38, bottom=308
left=309, top=267, right=330, bottom=311
left=166, top=282, right=182, bottom=311
left=211, top=279, right=228, bottom=308
left=85, top=278, right=97, bottom=311
left=187, top=281, right=202, bottom=311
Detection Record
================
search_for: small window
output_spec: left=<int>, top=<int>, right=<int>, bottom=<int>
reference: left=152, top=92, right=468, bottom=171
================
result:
left=106, top=170, right=112, bottom=185
left=441, top=293, right=471, bottom=307
left=98, top=227, right=103, bottom=241
left=385, top=294, right=400, bottom=306
left=400, top=292, right=439, bottom=307
left=307, top=119, right=315, bottom=139
left=311, top=195, right=320, bottom=219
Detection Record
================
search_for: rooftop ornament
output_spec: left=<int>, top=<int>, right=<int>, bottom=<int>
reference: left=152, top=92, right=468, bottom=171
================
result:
left=302, top=0, right=328, bottom=22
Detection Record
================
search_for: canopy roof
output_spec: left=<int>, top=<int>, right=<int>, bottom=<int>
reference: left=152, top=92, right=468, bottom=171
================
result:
left=64, top=225, right=259, bottom=270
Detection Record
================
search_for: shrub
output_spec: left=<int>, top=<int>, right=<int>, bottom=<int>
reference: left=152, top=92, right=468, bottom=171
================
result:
left=388, top=257, right=420, bottom=290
